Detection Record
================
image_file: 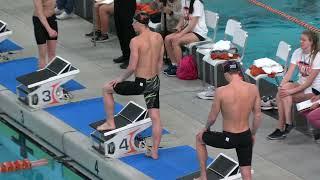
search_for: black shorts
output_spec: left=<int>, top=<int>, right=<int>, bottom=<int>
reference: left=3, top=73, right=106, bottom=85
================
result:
left=114, top=76, right=160, bottom=109
left=32, top=15, right=58, bottom=45
left=193, top=32, right=206, bottom=41
left=202, top=129, right=253, bottom=166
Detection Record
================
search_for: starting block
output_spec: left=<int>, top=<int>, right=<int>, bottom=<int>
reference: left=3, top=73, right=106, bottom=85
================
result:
left=0, top=20, right=12, bottom=43
left=90, top=101, right=152, bottom=158
left=178, top=153, right=253, bottom=180
left=16, top=56, right=80, bottom=109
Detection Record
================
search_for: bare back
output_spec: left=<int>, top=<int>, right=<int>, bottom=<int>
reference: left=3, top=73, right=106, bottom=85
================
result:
left=218, top=81, right=259, bottom=133
left=34, top=0, right=55, bottom=17
left=134, top=31, right=164, bottom=79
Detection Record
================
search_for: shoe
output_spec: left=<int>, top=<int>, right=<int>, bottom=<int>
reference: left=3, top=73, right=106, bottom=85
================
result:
left=284, top=124, right=294, bottom=135
left=165, top=65, right=177, bottom=77
left=261, top=96, right=273, bottom=110
left=267, top=129, right=286, bottom=140
left=270, top=98, right=278, bottom=109
left=120, top=62, right=129, bottom=69
left=163, top=64, right=173, bottom=73
left=197, top=91, right=215, bottom=100
left=85, top=30, right=101, bottom=37
left=56, top=12, right=72, bottom=20
left=91, top=34, right=109, bottom=43
left=55, top=7, right=63, bottom=15
left=113, top=56, right=126, bottom=63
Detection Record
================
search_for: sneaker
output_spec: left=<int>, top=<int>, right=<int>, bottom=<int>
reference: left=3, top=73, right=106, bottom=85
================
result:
left=165, top=65, right=177, bottom=77
left=163, top=64, right=173, bottom=73
left=120, top=62, right=129, bottom=69
left=85, top=30, right=101, bottom=37
left=261, top=96, right=273, bottom=110
left=56, top=12, right=72, bottom=20
left=197, top=91, right=215, bottom=100
left=91, top=34, right=109, bottom=43
left=55, top=7, right=63, bottom=15
left=270, top=98, right=278, bottom=109
left=113, top=56, right=126, bottom=63
left=284, top=124, right=294, bottom=135
left=267, top=129, right=286, bottom=140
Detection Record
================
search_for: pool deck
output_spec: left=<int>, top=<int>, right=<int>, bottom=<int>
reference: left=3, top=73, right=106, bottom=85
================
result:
left=1, top=0, right=320, bottom=179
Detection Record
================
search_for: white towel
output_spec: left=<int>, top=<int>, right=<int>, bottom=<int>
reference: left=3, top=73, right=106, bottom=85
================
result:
left=212, top=40, right=231, bottom=51
left=95, top=0, right=113, bottom=5
left=253, top=58, right=283, bottom=74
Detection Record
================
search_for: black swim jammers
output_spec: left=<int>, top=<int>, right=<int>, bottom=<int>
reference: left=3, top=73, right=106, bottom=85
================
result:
left=114, top=76, right=160, bottom=109
left=202, top=129, right=253, bottom=167
left=32, top=15, right=58, bottom=45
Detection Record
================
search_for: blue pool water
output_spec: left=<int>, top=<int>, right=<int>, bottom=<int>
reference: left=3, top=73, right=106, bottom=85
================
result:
left=205, top=0, right=320, bottom=70
left=0, top=120, right=83, bottom=180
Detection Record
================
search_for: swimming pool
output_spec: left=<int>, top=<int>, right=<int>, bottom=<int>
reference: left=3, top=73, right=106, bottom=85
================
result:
left=205, top=0, right=320, bottom=70
left=0, top=119, right=84, bottom=180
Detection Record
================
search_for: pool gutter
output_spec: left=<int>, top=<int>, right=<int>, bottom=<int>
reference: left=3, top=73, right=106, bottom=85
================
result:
left=0, top=85, right=150, bottom=180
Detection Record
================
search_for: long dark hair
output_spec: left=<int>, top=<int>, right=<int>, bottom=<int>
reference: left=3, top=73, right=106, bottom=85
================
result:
left=189, top=0, right=203, bottom=14
left=302, top=30, right=319, bottom=64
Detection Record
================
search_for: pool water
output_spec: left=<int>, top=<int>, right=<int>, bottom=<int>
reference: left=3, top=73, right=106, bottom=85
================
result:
left=0, top=120, right=83, bottom=180
left=205, top=0, right=320, bottom=72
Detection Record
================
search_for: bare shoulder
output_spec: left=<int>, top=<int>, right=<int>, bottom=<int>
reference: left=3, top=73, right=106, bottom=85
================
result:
left=247, top=83, right=259, bottom=95
left=215, top=86, right=225, bottom=97
left=130, top=36, right=141, bottom=46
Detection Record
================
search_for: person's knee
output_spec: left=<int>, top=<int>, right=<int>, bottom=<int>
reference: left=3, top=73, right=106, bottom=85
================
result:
left=103, top=84, right=113, bottom=94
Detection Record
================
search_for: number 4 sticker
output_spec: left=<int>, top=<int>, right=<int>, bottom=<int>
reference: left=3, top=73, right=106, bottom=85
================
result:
left=119, top=138, right=129, bottom=150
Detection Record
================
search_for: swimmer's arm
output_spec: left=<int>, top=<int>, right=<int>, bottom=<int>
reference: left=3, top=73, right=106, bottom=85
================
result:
left=280, top=63, right=296, bottom=86
left=33, top=0, right=53, bottom=32
left=117, top=40, right=139, bottom=81
left=251, top=87, right=262, bottom=136
left=180, top=17, right=198, bottom=35
left=205, top=89, right=221, bottom=130
left=290, top=69, right=320, bottom=94
left=158, top=42, right=164, bottom=74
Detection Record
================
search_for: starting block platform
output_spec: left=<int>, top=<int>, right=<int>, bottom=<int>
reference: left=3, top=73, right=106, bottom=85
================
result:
left=90, top=101, right=152, bottom=158
left=0, top=20, right=12, bottom=44
left=178, top=153, right=252, bottom=180
left=16, top=56, right=80, bottom=109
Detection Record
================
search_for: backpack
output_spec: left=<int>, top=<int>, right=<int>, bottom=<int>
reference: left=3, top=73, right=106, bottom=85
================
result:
left=176, top=55, right=198, bottom=80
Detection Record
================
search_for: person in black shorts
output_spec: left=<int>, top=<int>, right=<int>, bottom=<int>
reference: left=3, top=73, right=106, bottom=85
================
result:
left=195, top=61, right=262, bottom=180
left=33, top=0, right=58, bottom=69
left=98, top=12, right=164, bottom=159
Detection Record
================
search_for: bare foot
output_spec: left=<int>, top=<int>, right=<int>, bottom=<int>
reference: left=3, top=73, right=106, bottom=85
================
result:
left=145, top=147, right=159, bottom=160
left=97, top=121, right=116, bottom=131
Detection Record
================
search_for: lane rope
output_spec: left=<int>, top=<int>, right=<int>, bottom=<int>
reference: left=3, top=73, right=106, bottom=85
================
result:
left=248, top=0, right=320, bottom=33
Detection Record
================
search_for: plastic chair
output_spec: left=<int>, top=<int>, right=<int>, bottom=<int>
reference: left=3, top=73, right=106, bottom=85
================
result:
left=245, top=41, right=291, bottom=88
left=184, top=11, right=219, bottom=53
left=196, top=19, right=242, bottom=85
left=202, top=29, right=248, bottom=88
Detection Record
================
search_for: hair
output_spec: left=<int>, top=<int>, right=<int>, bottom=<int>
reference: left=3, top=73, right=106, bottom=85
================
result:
left=302, top=30, right=319, bottom=64
left=188, top=0, right=203, bottom=14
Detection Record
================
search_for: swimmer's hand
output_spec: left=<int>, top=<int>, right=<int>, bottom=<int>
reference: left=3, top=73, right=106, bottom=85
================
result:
left=196, top=128, right=208, bottom=145
left=279, top=87, right=293, bottom=98
left=109, top=78, right=122, bottom=87
left=48, top=29, right=58, bottom=38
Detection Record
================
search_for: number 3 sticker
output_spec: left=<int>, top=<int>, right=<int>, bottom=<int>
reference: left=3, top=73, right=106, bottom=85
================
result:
left=42, top=90, right=51, bottom=102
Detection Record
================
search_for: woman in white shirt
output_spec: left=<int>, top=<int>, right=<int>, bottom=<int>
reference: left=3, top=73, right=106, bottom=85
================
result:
left=163, top=0, right=208, bottom=76
left=268, top=30, right=320, bottom=140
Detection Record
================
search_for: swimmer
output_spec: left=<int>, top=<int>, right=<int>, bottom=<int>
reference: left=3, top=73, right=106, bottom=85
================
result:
left=33, top=0, right=58, bottom=69
left=98, top=12, right=164, bottom=160
left=195, top=61, right=262, bottom=180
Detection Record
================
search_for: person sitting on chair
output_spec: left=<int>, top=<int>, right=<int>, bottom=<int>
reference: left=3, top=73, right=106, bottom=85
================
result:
left=163, top=0, right=207, bottom=76
left=85, top=0, right=114, bottom=42
left=267, top=30, right=320, bottom=140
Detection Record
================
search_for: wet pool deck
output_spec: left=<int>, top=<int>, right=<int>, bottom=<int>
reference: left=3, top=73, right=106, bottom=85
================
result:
left=1, top=0, right=319, bottom=179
